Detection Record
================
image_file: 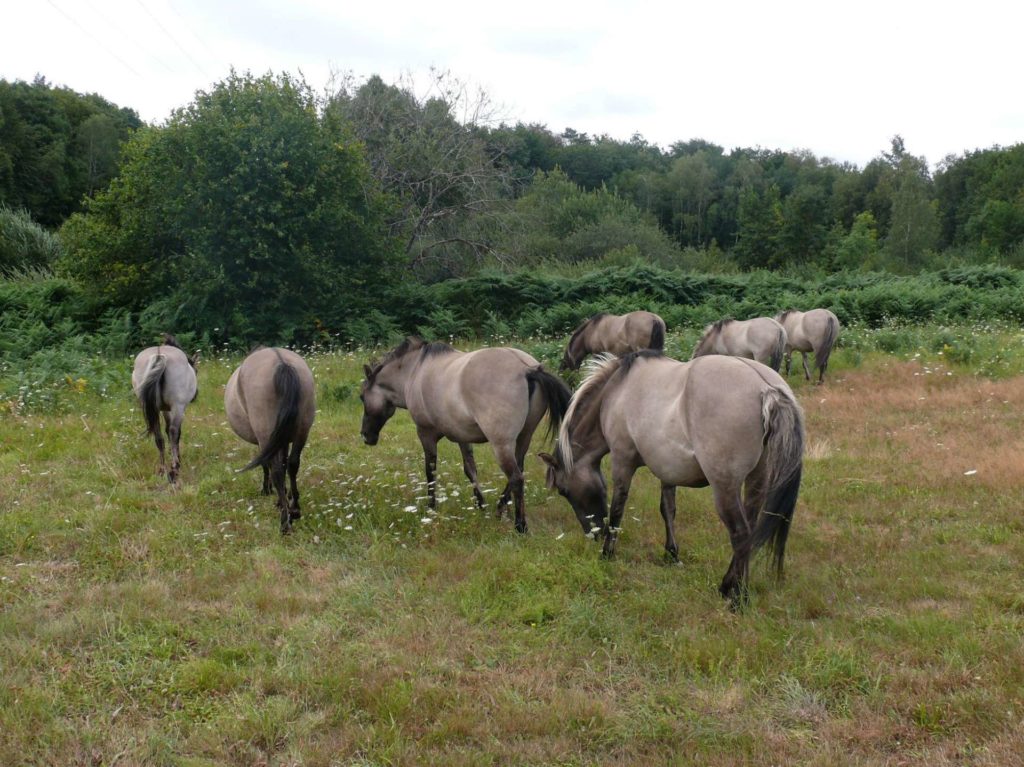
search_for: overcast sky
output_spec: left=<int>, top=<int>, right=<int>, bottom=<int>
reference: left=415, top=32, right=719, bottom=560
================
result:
left=4, top=0, right=1022, bottom=168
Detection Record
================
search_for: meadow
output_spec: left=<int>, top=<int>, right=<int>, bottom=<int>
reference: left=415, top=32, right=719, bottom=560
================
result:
left=2, top=329, right=1023, bottom=766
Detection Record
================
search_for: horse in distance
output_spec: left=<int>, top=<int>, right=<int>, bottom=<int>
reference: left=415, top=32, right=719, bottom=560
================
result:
left=691, top=317, right=788, bottom=371
left=225, top=347, right=316, bottom=534
left=131, top=333, right=198, bottom=486
left=775, top=308, right=841, bottom=384
left=361, top=337, right=571, bottom=534
left=561, top=311, right=667, bottom=371
left=540, top=351, right=804, bottom=606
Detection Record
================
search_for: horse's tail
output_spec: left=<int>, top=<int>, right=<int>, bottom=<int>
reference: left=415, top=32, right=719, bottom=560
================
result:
left=649, top=317, right=666, bottom=351
left=815, top=313, right=839, bottom=373
left=241, top=360, right=302, bottom=471
left=748, top=386, right=804, bottom=579
left=138, top=353, right=167, bottom=436
left=527, top=367, right=573, bottom=442
left=768, top=327, right=786, bottom=372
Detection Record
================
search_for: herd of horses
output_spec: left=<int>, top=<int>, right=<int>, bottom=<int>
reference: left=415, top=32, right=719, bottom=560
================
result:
left=132, top=308, right=839, bottom=605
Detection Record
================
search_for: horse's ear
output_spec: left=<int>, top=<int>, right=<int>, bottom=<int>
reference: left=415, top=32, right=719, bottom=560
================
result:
left=363, top=364, right=374, bottom=380
left=537, top=452, right=558, bottom=489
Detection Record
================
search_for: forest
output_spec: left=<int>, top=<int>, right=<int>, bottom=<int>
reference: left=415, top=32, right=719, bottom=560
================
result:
left=3, top=70, right=1024, bottom=406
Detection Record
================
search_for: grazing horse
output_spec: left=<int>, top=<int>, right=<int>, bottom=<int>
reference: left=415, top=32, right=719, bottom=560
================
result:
left=225, top=348, right=316, bottom=534
left=775, top=308, right=841, bottom=384
left=540, top=351, right=804, bottom=605
left=361, top=337, right=571, bottom=533
left=691, top=317, right=787, bottom=371
left=131, top=334, right=198, bottom=485
left=561, top=311, right=666, bottom=371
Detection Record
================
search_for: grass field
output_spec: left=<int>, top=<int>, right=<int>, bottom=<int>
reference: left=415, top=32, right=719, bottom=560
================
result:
left=2, top=336, right=1023, bottom=766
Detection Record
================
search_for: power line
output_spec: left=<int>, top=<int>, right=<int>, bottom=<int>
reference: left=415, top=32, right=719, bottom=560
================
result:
left=45, top=0, right=143, bottom=79
left=81, top=0, right=176, bottom=74
left=134, top=0, right=209, bottom=79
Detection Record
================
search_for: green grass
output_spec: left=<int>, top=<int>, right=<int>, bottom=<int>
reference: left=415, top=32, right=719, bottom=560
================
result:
left=2, top=336, right=1024, bottom=765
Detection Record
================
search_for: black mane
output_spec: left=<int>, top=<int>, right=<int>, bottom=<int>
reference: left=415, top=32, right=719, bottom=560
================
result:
left=568, top=312, right=608, bottom=345
left=370, top=337, right=455, bottom=377
left=161, top=333, right=184, bottom=350
left=776, top=309, right=797, bottom=321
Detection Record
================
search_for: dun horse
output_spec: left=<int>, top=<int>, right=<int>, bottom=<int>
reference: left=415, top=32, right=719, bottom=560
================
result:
left=561, top=311, right=666, bottom=371
left=132, top=334, right=198, bottom=485
left=540, top=351, right=804, bottom=605
left=225, top=348, right=316, bottom=534
left=361, top=337, right=571, bottom=533
left=775, top=308, right=841, bottom=384
left=691, top=317, right=787, bottom=371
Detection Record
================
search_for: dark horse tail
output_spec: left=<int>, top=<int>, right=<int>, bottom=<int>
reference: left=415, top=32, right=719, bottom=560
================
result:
left=526, top=367, right=573, bottom=442
left=649, top=318, right=666, bottom=351
left=748, top=386, right=804, bottom=578
left=815, top=313, right=839, bottom=374
left=768, top=327, right=786, bottom=372
left=138, top=353, right=167, bottom=436
left=242, top=359, right=302, bottom=471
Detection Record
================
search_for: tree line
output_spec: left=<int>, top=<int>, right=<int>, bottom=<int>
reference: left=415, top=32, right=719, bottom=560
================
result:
left=2, top=70, right=1024, bottom=349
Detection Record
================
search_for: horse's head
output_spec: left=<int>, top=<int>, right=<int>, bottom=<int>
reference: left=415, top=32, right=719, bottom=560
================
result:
left=359, top=363, right=396, bottom=445
left=539, top=450, right=607, bottom=538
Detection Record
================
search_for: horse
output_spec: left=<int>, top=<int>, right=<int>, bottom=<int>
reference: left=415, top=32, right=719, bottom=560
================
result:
left=775, top=308, right=841, bottom=384
left=561, top=311, right=667, bottom=371
left=225, top=347, right=316, bottom=534
left=131, top=333, right=198, bottom=486
left=691, top=317, right=787, bottom=371
left=360, top=337, right=572, bottom=534
left=539, top=351, right=804, bottom=606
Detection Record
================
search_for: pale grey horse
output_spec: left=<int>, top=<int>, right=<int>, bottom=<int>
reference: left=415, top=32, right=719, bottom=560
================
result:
left=561, top=311, right=666, bottom=371
left=225, top=347, right=316, bottom=534
left=361, top=337, right=571, bottom=534
left=540, top=351, right=804, bottom=606
left=775, top=308, right=841, bottom=384
left=131, top=334, right=198, bottom=485
left=691, top=317, right=788, bottom=371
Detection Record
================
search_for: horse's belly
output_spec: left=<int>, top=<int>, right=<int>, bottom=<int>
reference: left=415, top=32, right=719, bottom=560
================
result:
left=635, top=436, right=705, bottom=487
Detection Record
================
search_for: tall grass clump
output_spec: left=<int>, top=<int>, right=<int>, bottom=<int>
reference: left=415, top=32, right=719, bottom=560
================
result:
left=0, top=205, right=62, bottom=275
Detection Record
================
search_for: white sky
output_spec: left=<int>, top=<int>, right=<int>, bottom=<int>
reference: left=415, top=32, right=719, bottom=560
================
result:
left=3, top=0, right=1022, bottom=168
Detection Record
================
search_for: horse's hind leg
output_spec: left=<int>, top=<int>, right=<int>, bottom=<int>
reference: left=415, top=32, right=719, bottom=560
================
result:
left=270, top=448, right=291, bottom=534
left=164, top=407, right=184, bottom=485
left=801, top=351, right=812, bottom=381
left=458, top=443, right=486, bottom=509
left=287, top=435, right=307, bottom=521
left=493, top=444, right=526, bottom=534
left=660, top=484, right=679, bottom=562
left=152, top=425, right=167, bottom=478
left=784, top=351, right=792, bottom=376
left=496, top=428, right=532, bottom=517
left=712, top=484, right=752, bottom=608
left=261, top=465, right=271, bottom=495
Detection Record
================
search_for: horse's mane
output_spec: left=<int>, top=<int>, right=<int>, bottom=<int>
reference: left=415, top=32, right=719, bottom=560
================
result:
left=161, top=333, right=184, bottom=350
left=371, top=337, right=454, bottom=377
left=556, top=349, right=662, bottom=471
left=776, top=309, right=798, bottom=322
left=705, top=317, right=734, bottom=334
left=568, top=312, right=609, bottom=346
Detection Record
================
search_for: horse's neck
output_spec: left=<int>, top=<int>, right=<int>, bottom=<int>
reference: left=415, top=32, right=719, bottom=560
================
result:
left=380, top=358, right=417, bottom=407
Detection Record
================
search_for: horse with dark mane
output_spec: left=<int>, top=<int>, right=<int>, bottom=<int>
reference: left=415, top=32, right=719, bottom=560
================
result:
left=131, top=333, right=198, bottom=485
left=361, top=337, right=571, bottom=534
left=561, top=311, right=666, bottom=371
left=775, top=308, right=841, bottom=384
left=691, top=317, right=787, bottom=372
left=225, top=347, right=316, bottom=534
left=541, top=350, right=804, bottom=606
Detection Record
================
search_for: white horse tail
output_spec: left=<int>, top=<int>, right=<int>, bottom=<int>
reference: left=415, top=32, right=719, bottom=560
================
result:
left=815, top=313, right=839, bottom=374
left=138, top=353, right=167, bottom=436
left=768, top=326, right=787, bottom=372
left=749, top=386, right=804, bottom=578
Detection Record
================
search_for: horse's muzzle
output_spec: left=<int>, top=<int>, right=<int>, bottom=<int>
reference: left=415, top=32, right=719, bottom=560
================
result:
left=361, top=432, right=379, bottom=446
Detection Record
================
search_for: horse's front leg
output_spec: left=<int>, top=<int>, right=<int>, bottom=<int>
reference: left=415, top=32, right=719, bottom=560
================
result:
left=417, top=428, right=440, bottom=509
left=801, top=352, right=812, bottom=381
left=458, top=443, right=486, bottom=509
left=660, top=484, right=679, bottom=562
left=602, top=463, right=638, bottom=558
left=783, top=351, right=792, bottom=376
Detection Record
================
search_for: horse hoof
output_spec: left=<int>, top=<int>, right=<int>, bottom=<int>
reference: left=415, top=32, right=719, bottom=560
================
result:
left=515, top=522, right=528, bottom=535
left=289, top=508, right=301, bottom=521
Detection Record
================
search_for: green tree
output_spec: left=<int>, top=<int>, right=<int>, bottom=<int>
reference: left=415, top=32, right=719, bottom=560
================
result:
left=60, top=72, right=399, bottom=344
left=883, top=139, right=939, bottom=270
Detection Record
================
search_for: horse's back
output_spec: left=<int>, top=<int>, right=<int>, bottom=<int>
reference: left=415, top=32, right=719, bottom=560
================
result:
left=610, top=354, right=790, bottom=486
left=132, top=345, right=196, bottom=405
left=412, top=346, right=540, bottom=442
left=226, top=348, right=315, bottom=443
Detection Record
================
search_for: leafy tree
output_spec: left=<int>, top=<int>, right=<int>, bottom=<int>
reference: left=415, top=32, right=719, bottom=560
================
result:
left=0, top=77, right=141, bottom=227
left=830, top=211, right=881, bottom=270
left=60, top=71, right=399, bottom=344
left=327, top=71, right=512, bottom=276
left=884, top=140, right=939, bottom=270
